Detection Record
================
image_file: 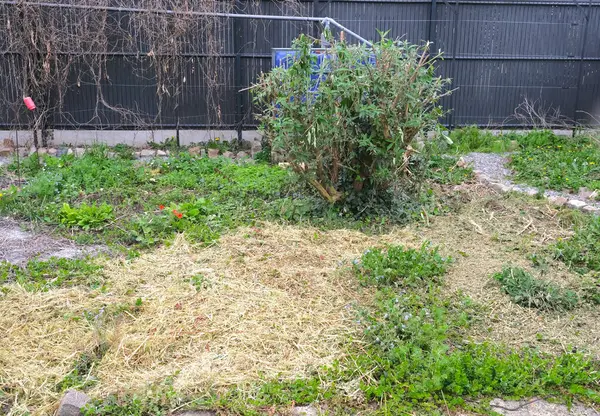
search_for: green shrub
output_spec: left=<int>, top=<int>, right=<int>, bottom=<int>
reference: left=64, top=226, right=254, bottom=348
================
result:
left=554, top=216, right=600, bottom=274
left=59, top=202, right=114, bottom=229
left=254, top=33, right=450, bottom=206
left=493, top=266, right=578, bottom=311
left=354, top=243, right=450, bottom=288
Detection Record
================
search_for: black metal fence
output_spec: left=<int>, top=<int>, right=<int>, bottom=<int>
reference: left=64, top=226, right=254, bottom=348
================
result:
left=1, top=0, right=600, bottom=135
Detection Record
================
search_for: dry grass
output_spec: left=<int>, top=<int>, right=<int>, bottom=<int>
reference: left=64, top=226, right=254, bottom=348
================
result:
left=417, top=184, right=600, bottom=356
left=0, top=225, right=415, bottom=415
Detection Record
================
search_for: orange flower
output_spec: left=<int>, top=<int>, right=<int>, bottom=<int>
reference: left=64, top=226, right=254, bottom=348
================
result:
left=159, top=204, right=165, bottom=210
left=172, top=209, right=183, bottom=219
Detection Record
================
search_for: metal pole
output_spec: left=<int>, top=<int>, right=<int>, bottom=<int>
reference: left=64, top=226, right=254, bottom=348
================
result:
left=0, top=0, right=372, bottom=46
left=233, top=0, right=244, bottom=143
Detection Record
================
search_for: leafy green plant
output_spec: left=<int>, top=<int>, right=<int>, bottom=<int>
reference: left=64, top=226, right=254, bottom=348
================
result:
left=493, top=266, right=578, bottom=311
left=354, top=243, right=450, bottom=288
left=426, top=155, right=473, bottom=185
left=59, top=202, right=114, bottom=229
left=0, top=257, right=103, bottom=291
left=554, top=216, right=600, bottom=274
left=254, top=33, right=451, bottom=205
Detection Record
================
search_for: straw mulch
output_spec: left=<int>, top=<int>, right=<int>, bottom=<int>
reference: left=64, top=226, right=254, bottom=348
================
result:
left=1, top=224, right=413, bottom=415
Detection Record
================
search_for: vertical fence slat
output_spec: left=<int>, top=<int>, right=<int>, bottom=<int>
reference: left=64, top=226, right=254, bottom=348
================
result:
left=573, top=0, right=592, bottom=125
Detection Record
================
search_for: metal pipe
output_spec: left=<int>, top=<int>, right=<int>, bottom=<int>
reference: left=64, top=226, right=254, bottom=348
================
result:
left=0, top=0, right=372, bottom=45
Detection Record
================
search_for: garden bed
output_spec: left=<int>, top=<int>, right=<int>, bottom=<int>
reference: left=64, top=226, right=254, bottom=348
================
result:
left=1, top=138, right=600, bottom=415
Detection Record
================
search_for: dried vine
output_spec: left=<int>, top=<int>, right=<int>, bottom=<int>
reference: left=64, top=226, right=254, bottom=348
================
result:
left=0, top=0, right=306, bottom=146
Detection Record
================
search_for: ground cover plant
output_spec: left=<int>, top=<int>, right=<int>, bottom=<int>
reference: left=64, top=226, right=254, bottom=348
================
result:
left=0, top=146, right=448, bottom=252
left=493, top=266, right=578, bottom=311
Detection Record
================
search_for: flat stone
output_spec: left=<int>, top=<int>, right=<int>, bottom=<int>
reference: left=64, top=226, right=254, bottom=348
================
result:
left=207, top=148, right=220, bottom=158
left=582, top=205, right=600, bottom=214
left=578, top=187, right=596, bottom=200
left=29, top=146, right=37, bottom=154
left=56, top=147, right=69, bottom=157
left=490, top=398, right=599, bottom=416
left=188, top=146, right=202, bottom=155
left=134, top=151, right=141, bottom=158
left=236, top=151, right=249, bottom=159
left=37, top=148, right=48, bottom=155
left=567, top=199, right=588, bottom=209
left=156, top=150, right=167, bottom=157
left=222, top=151, right=234, bottom=158
left=57, top=389, right=91, bottom=416
left=140, top=149, right=155, bottom=157
left=0, top=147, right=12, bottom=156
left=66, top=148, right=74, bottom=155
left=524, top=188, right=539, bottom=197
left=490, top=182, right=512, bottom=193
left=251, top=143, right=262, bottom=156
left=292, top=406, right=318, bottom=416
left=477, top=174, right=491, bottom=184
left=548, top=196, right=568, bottom=206
left=74, top=148, right=85, bottom=157
left=2, top=138, right=15, bottom=148
left=47, top=148, right=58, bottom=156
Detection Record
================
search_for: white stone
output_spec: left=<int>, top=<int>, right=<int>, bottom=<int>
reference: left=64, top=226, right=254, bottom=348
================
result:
left=548, top=196, right=568, bottom=206
left=490, top=182, right=512, bottom=193
left=567, top=199, right=588, bottom=209
left=292, top=406, right=318, bottom=416
left=57, top=390, right=91, bottom=416
left=156, top=150, right=167, bottom=157
left=140, top=149, right=155, bottom=157
left=582, top=205, right=600, bottom=214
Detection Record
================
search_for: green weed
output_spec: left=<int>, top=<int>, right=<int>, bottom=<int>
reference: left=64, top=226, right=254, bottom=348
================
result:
left=354, top=243, right=450, bottom=288
left=493, top=266, right=578, bottom=311
left=0, top=257, right=103, bottom=291
left=426, top=155, right=473, bottom=185
left=554, top=216, right=600, bottom=274
left=59, top=202, right=114, bottom=230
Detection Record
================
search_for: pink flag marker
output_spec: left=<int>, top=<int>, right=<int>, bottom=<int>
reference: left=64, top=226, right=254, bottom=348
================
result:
left=23, top=97, right=36, bottom=111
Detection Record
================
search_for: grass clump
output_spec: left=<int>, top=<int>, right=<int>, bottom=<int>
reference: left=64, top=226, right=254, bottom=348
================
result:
left=493, top=266, right=578, bottom=311
left=508, top=131, right=600, bottom=192
left=0, top=257, right=103, bottom=291
left=426, top=155, right=473, bottom=185
left=354, top=243, right=450, bottom=288
left=554, top=216, right=600, bottom=274
left=449, top=126, right=519, bottom=154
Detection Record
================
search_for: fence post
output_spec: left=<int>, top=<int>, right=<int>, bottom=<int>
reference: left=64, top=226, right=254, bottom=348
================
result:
left=234, top=0, right=244, bottom=143
left=428, top=0, right=437, bottom=47
left=573, top=0, right=591, bottom=128
left=448, top=1, right=460, bottom=129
